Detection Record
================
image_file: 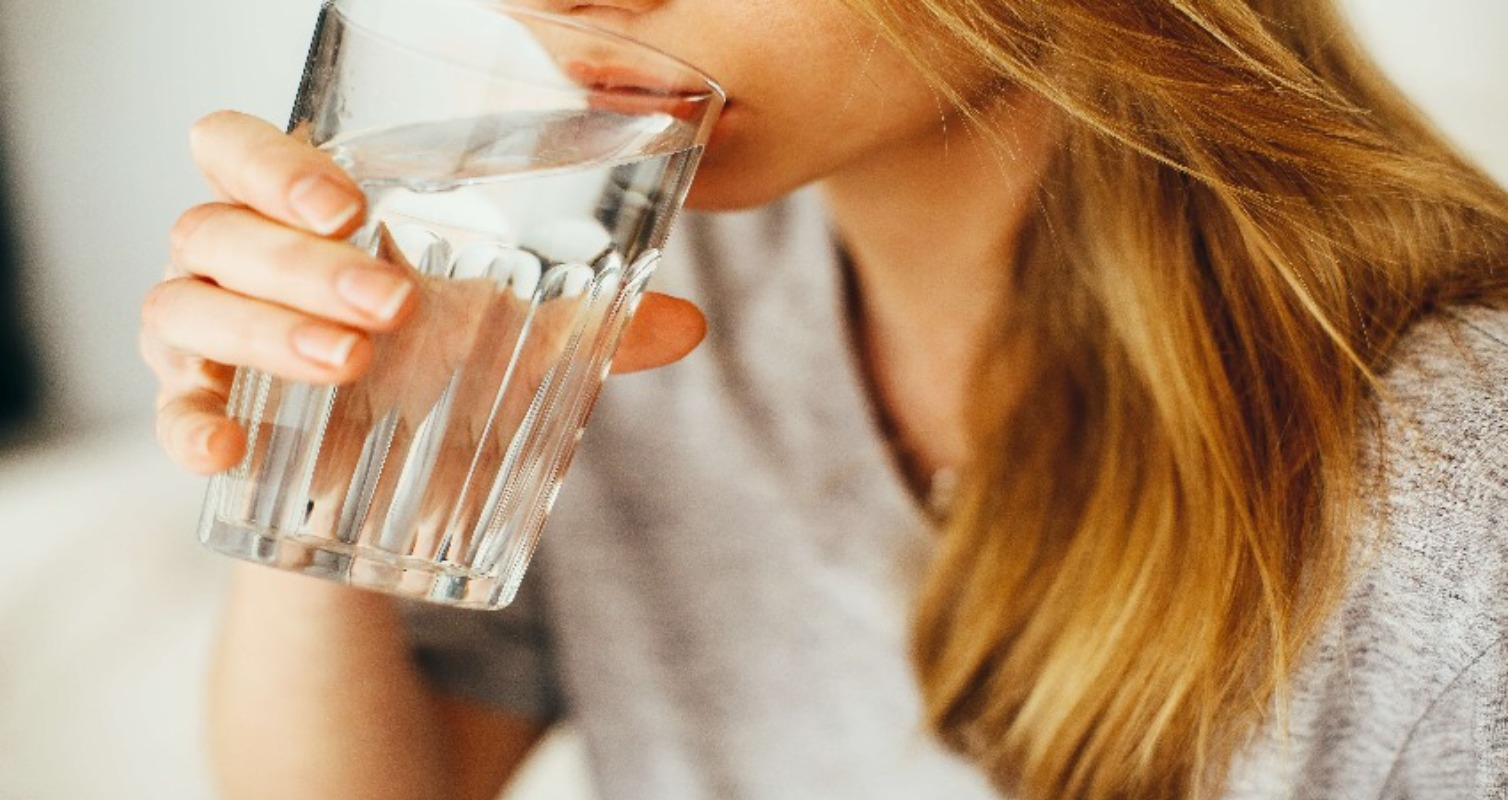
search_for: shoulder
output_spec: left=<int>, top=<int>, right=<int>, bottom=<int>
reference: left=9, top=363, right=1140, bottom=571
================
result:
left=1226, top=306, right=1508, bottom=798
left=1360, top=303, right=1508, bottom=655
left=1366, top=304, right=1508, bottom=640
left=1358, top=308, right=1508, bottom=794
left=1376, top=304, right=1508, bottom=482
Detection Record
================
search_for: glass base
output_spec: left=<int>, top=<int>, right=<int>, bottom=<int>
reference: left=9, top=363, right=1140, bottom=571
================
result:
left=201, top=518, right=516, bottom=609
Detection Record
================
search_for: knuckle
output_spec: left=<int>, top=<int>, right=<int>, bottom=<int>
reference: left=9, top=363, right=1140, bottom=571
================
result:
left=154, top=396, right=185, bottom=452
left=188, top=110, right=240, bottom=155
left=238, top=133, right=303, bottom=196
left=168, top=203, right=224, bottom=260
left=139, top=281, right=178, bottom=333
left=192, top=109, right=238, bottom=131
left=250, top=320, right=298, bottom=372
left=141, top=277, right=211, bottom=345
left=265, top=230, right=320, bottom=274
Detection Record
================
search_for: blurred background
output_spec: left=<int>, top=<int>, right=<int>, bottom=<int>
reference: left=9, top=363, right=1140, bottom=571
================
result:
left=0, top=1, right=1504, bottom=798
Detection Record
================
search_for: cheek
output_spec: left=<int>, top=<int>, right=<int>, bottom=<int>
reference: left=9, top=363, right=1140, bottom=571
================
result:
left=683, top=79, right=945, bottom=210
left=669, top=7, right=945, bottom=209
left=675, top=69, right=841, bottom=208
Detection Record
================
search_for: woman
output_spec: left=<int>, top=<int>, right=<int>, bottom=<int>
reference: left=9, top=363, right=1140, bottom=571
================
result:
left=141, top=0, right=1508, bottom=798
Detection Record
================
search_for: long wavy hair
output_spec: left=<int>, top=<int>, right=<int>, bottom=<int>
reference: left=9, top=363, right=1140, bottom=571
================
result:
left=841, top=1, right=1508, bottom=797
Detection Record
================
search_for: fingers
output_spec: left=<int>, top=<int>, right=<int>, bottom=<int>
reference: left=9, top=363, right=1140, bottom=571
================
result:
left=611, top=292, right=707, bottom=374
left=140, top=327, right=233, bottom=397
left=145, top=286, right=705, bottom=472
left=153, top=110, right=377, bottom=475
left=156, top=387, right=248, bottom=475
left=142, top=277, right=376, bottom=386
left=170, top=203, right=415, bottom=331
left=142, top=324, right=243, bottom=474
left=189, top=110, right=365, bottom=237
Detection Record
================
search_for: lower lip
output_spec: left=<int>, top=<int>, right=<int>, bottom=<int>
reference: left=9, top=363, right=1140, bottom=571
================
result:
left=560, top=61, right=734, bottom=149
left=565, top=61, right=717, bottom=114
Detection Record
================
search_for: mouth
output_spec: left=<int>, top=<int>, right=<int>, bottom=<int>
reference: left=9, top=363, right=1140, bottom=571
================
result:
left=564, top=61, right=725, bottom=125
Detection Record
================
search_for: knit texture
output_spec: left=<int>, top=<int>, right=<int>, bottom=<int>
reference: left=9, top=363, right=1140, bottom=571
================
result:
left=405, top=194, right=1508, bottom=799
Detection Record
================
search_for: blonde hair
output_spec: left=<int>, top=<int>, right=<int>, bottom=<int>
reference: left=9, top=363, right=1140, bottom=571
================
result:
left=844, top=1, right=1508, bottom=797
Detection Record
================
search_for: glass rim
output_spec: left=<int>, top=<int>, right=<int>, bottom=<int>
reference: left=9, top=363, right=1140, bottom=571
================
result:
left=327, top=0, right=726, bottom=105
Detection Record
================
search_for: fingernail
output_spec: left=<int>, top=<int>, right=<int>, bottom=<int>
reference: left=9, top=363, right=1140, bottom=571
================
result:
left=289, top=175, right=362, bottom=235
left=291, top=325, right=359, bottom=368
left=336, top=267, right=413, bottom=322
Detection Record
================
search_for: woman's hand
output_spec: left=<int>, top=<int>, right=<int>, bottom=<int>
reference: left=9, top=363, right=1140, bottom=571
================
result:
left=140, top=110, right=707, bottom=477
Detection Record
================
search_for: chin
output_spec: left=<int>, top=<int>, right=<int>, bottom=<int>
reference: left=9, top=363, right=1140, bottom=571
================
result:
left=682, top=158, right=806, bottom=213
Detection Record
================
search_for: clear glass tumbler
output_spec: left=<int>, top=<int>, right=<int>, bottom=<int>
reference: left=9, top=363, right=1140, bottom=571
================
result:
left=198, top=0, right=724, bottom=609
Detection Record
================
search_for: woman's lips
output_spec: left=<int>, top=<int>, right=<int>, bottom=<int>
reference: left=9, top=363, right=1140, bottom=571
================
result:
left=563, top=60, right=725, bottom=127
left=564, top=61, right=718, bottom=99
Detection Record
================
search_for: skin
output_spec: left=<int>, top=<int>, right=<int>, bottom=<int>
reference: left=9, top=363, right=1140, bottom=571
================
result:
left=140, top=1, right=1057, bottom=797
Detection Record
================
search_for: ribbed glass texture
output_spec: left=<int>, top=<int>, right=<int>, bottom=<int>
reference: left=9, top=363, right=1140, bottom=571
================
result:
left=196, top=0, right=721, bottom=608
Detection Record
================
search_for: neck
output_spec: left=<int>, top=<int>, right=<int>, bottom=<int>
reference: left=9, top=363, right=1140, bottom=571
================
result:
left=819, top=96, right=1056, bottom=487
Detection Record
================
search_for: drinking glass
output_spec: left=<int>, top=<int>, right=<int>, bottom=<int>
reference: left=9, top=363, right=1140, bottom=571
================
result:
left=197, top=0, right=723, bottom=609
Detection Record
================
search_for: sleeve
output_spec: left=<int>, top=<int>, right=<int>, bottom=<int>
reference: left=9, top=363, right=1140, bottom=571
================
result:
left=1380, top=635, right=1508, bottom=799
left=397, top=571, right=565, bottom=722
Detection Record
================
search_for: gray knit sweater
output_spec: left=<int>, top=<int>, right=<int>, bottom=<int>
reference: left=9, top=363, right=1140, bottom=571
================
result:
left=405, top=192, right=1508, bottom=799
left=1226, top=305, right=1508, bottom=799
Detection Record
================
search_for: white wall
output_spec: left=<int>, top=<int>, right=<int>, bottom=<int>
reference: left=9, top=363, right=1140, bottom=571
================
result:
left=1, top=1, right=1506, bottom=432
left=1339, top=0, right=1508, bottom=180
left=0, top=0, right=318, bottom=431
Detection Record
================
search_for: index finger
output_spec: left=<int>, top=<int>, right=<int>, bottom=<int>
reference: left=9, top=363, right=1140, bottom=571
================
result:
left=189, top=110, right=365, bottom=238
